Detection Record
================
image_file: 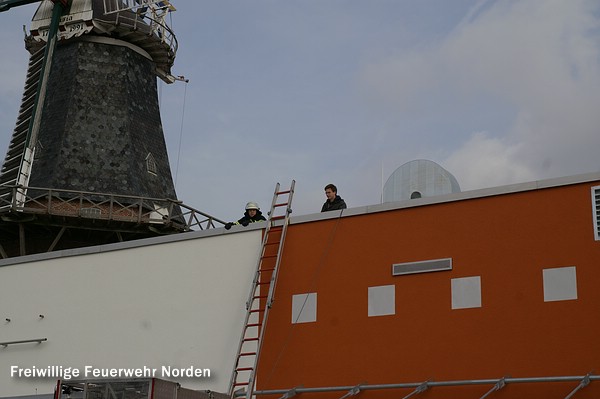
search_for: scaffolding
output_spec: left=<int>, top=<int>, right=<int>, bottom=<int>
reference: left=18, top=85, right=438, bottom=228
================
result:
left=243, top=374, right=598, bottom=399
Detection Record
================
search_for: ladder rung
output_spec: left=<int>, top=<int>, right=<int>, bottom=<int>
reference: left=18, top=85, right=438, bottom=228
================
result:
left=260, top=268, right=275, bottom=273
left=261, top=254, right=277, bottom=259
left=276, top=190, right=291, bottom=195
left=252, top=295, right=267, bottom=300
left=270, top=215, right=285, bottom=220
left=13, top=127, right=30, bottom=138
left=274, top=202, right=288, bottom=207
left=17, top=105, right=34, bottom=120
left=246, top=323, right=262, bottom=328
left=2, top=157, right=20, bottom=168
left=2, top=166, right=20, bottom=176
left=249, top=309, right=265, bottom=313
left=236, top=367, right=254, bottom=372
left=239, top=352, right=257, bottom=357
left=25, top=72, right=41, bottom=86
left=233, top=382, right=249, bottom=387
left=242, top=337, right=259, bottom=342
left=15, top=117, right=31, bottom=130
left=23, top=83, right=37, bottom=95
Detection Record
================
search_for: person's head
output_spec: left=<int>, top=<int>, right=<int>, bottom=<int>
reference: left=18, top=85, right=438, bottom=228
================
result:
left=324, top=184, right=337, bottom=202
left=245, top=202, right=260, bottom=217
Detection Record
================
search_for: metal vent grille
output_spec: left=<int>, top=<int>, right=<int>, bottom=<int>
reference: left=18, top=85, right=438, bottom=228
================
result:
left=593, top=186, right=600, bottom=241
left=392, top=258, right=452, bottom=276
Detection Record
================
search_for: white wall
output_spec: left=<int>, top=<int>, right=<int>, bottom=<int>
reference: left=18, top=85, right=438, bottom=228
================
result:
left=0, top=228, right=262, bottom=397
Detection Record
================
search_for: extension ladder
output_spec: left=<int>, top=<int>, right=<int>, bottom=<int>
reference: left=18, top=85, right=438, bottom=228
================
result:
left=228, top=180, right=296, bottom=399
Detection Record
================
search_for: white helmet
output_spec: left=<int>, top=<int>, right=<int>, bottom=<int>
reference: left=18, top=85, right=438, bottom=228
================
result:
left=245, top=202, right=260, bottom=211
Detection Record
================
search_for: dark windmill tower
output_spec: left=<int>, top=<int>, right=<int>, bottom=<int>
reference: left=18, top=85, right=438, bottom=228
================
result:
left=0, top=0, right=223, bottom=258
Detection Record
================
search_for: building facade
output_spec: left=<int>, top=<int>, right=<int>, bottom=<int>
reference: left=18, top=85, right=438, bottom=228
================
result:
left=257, top=172, right=600, bottom=398
left=1, top=172, right=599, bottom=399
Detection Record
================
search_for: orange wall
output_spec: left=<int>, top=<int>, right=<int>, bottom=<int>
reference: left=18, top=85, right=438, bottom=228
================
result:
left=257, top=182, right=600, bottom=398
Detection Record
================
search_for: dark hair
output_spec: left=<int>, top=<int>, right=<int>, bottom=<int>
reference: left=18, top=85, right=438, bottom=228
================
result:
left=324, top=184, right=337, bottom=193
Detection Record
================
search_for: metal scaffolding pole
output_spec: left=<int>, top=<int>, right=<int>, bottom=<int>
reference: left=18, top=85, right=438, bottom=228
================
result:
left=249, top=374, right=600, bottom=398
left=564, top=374, right=591, bottom=399
left=479, top=377, right=507, bottom=399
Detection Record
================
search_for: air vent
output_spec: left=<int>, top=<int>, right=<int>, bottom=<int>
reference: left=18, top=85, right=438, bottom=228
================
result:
left=593, top=186, right=600, bottom=241
left=392, top=258, right=452, bottom=276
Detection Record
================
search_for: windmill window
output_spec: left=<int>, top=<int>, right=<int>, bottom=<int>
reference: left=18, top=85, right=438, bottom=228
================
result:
left=146, top=153, right=157, bottom=175
left=592, top=185, right=600, bottom=241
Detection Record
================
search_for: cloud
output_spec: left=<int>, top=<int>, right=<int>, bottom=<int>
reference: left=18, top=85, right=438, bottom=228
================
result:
left=362, top=0, right=600, bottom=190
left=1, top=1, right=599, bottom=221
left=444, top=131, right=535, bottom=190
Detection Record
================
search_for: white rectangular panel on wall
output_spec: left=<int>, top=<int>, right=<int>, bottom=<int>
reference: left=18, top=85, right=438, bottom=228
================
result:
left=451, top=276, right=482, bottom=310
left=368, top=285, right=395, bottom=317
left=543, top=266, right=578, bottom=302
left=291, top=293, right=317, bottom=324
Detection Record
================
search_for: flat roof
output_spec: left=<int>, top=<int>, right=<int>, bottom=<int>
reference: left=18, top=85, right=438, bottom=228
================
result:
left=2, top=171, right=599, bottom=268
left=296, top=171, right=600, bottom=223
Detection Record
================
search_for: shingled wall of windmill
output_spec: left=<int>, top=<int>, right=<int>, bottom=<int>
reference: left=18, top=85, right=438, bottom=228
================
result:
left=28, top=39, right=177, bottom=200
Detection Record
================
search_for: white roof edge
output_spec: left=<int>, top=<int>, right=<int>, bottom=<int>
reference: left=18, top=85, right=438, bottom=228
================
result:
left=290, top=171, right=600, bottom=224
left=0, top=222, right=265, bottom=267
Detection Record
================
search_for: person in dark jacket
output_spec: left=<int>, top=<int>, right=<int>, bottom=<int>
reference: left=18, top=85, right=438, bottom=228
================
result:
left=225, top=202, right=267, bottom=229
left=321, top=183, right=347, bottom=212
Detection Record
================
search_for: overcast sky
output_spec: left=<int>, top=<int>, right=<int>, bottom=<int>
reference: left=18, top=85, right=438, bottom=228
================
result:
left=1, top=0, right=599, bottom=223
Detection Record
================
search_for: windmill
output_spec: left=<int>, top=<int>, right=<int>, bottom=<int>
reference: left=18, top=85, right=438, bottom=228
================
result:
left=0, top=0, right=224, bottom=258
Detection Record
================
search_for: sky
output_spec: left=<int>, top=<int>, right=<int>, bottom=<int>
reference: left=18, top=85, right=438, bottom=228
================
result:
left=0, top=0, right=599, bottom=223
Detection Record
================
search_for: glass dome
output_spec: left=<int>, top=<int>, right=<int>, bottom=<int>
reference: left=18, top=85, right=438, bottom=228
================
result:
left=383, top=159, right=460, bottom=202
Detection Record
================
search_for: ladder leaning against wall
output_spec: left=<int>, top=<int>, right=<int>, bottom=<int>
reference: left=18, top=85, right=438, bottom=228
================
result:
left=228, top=180, right=295, bottom=399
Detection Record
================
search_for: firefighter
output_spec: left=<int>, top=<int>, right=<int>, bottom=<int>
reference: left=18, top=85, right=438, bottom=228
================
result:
left=225, top=202, right=267, bottom=229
